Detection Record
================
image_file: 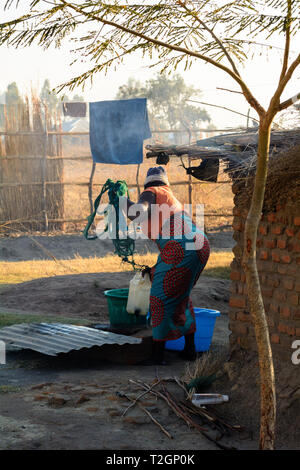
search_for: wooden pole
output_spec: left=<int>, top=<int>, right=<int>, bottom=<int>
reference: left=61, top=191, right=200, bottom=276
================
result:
left=88, top=162, right=96, bottom=213
left=42, top=105, right=49, bottom=231
left=136, top=164, right=141, bottom=198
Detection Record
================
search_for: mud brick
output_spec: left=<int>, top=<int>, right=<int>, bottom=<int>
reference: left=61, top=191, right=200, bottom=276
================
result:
left=274, top=290, right=286, bottom=302
left=281, top=254, right=291, bottom=264
left=263, top=261, right=277, bottom=273
left=270, top=302, right=279, bottom=314
left=286, top=264, right=298, bottom=275
left=238, top=336, right=253, bottom=349
left=231, top=322, right=248, bottom=335
left=230, top=270, right=241, bottom=281
left=293, top=242, right=300, bottom=252
left=292, top=308, right=300, bottom=319
left=232, top=218, right=244, bottom=232
left=286, top=325, right=296, bottom=336
left=285, top=227, right=295, bottom=237
left=283, top=279, right=294, bottom=291
left=256, top=238, right=263, bottom=248
left=271, top=225, right=283, bottom=235
left=297, top=257, right=300, bottom=265
left=229, top=296, right=246, bottom=308
left=233, top=206, right=241, bottom=216
left=271, top=334, right=280, bottom=344
left=261, top=287, right=274, bottom=298
left=237, top=312, right=251, bottom=323
left=230, top=283, right=238, bottom=294
left=280, top=306, right=291, bottom=318
left=259, top=224, right=268, bottom=236
left=296, top=328, right=300, bottom=337
left=277, top=264, right=288, bottom=275
left=271, top=251, right=280, bottom=263
left=267, top=213, right=277, bottom=223
left=288, top=292, right=299, bottom=306
left=260, top=250, right=268, bottom=260
left=278, top=323, right=286, bottom=333
left=277, top=238, right=287, bottom=249
left=265, top=238, right=276, bottom=249
left=294, top=216, right=300, bottom=226
left=228, top=311, right=237, bottom=321
left=267, top=276, right=280, bottom=288
left=295, top=281, right=300, bottom=292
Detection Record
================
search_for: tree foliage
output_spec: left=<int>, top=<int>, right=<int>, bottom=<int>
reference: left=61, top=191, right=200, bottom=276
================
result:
left=116, top=74, right=210, bottom=129
left=1, top=0, right=300, bottom=450
left=5, top=81, right=23, bottom=106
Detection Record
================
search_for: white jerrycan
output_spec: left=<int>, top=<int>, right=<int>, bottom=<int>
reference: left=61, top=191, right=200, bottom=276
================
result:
left=126, top=271, right=151, bottom=316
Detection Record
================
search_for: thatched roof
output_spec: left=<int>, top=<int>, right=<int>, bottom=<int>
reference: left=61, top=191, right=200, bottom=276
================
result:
left=146, top=128, right=300, bottom=182
left=234, top=144, right=300, bottom=211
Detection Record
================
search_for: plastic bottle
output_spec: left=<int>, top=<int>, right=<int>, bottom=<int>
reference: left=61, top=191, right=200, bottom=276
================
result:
left=126, top=271, right=151, bottom=316
left=191, top=393, right=229, bottom=406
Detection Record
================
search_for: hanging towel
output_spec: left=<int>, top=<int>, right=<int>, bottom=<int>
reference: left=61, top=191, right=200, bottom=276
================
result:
left=63, top=102, right=87, bottom=118
left=89, top=98, right=151, bottom=165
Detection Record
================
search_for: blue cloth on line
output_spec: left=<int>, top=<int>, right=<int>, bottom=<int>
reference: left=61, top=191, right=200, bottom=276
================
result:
left=89, top=98, right=151, bottom=165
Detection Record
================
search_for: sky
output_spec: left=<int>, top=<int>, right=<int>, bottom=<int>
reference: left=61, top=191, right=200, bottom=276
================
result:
left=0, top=2, right=299, bottom=129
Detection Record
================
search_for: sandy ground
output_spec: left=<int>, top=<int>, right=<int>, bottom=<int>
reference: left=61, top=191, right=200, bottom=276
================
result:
left=0, top=229, right=255, bottom=451
left=0, top=229, right=234, bottom=261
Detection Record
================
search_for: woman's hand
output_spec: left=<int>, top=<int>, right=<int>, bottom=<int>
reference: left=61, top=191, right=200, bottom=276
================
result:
left=141, top=266, right=153, bottom=281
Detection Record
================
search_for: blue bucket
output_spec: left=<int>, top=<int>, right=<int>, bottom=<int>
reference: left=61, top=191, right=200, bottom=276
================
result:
left=165, top=308, right=220, bottom=352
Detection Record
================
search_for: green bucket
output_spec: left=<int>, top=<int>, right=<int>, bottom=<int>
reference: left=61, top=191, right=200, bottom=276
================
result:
left=104, top=288, right=148, bottom=328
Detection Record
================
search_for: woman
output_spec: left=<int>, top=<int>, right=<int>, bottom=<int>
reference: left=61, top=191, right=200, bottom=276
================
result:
left=125, top=166, right=210, bottom=365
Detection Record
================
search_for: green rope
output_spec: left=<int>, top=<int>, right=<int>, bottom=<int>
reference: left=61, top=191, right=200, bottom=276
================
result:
left=83, top=178, right=145, bottom=270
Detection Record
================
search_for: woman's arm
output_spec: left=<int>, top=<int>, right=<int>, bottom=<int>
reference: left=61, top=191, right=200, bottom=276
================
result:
left=124, top=191, right=156, bottom=221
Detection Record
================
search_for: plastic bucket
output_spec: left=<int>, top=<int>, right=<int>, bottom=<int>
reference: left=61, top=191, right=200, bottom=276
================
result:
left=104, top=288, right=148, bottom=328
left=165, top=308, right=220, bottom=352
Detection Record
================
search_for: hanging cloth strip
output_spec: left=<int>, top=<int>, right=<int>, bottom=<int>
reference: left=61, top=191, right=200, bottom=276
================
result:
left=83, top=179, right=146, bottom=270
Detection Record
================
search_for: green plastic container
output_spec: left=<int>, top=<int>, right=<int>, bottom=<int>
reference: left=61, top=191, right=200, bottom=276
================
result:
left=104, top=288, right=148, bottom=328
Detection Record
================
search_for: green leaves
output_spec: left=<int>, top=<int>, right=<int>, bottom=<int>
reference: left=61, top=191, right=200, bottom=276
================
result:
left=1, top=1, right=299, bottom=93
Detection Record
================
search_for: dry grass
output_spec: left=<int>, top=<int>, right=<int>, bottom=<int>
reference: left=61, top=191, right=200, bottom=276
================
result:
left=182, top=350, right=225, bottom=398
left=0, top=251, right=233, bottom=285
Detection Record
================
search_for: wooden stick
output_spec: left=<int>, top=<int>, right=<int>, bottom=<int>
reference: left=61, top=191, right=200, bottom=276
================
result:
left=118, top=392, right=172, bottom=440
left=122, top=379, right=161, bottom=416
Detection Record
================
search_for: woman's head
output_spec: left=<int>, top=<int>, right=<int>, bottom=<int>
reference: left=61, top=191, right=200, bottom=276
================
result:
left=144, top=166, right=169, bottom=188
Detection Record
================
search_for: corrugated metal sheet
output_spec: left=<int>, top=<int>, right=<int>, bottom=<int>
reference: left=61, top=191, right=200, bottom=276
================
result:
left=0, top=323, right=141, bottom=356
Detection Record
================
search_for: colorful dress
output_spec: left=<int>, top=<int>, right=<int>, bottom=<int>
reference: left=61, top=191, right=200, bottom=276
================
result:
left=141, top=186, right=210, bottom=342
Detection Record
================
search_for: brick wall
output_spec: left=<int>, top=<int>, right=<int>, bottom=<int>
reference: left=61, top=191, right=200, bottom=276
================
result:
left=229, top=182, right=300, bottom=358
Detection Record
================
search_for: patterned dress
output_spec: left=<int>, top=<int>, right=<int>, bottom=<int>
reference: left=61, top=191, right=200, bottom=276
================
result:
left=141, top=186, right=210, bottom=342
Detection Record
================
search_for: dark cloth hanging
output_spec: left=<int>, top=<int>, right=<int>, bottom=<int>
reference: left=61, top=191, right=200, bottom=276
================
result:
left=186, top=158, right=219, bottom=182
left=156, top=151, right=170, bottom=165
left=89, top=98, right=151, bottom=165
left=62, top=102, right=87, bottom=118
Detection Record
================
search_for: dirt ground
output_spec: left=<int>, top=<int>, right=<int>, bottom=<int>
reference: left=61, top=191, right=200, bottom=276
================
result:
left=3, top=229, right=296, bottom=450
left=0, top=230, right=246, bottom=450
left=0, top=229, right=234, bottom=261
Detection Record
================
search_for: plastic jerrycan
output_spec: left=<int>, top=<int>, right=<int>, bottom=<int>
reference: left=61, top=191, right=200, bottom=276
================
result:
left=126, top=271, right=151, bottom=316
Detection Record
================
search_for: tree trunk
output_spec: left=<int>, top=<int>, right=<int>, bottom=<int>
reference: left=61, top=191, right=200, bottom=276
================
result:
left=242, top=117, right=276, bottom=450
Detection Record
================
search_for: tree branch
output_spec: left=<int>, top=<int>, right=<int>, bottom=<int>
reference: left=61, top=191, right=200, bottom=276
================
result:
left=278, top=0, right=292, bottom=82
left=277, top=91, right=300, bottom=112
left=178, top=0, right=241, bottom=77
left=270, top=52, right=300, bottom=113
left=58, top=0, right=265, bottom=116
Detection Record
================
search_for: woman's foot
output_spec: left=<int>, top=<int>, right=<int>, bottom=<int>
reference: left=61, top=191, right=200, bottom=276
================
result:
left=178, top=332, right=197, bottom=361
left=178, top=349, right=197, bottom=361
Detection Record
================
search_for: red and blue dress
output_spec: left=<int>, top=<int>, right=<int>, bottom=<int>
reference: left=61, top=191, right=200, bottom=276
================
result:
left=140, top=185, right=210, bottom=342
